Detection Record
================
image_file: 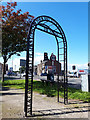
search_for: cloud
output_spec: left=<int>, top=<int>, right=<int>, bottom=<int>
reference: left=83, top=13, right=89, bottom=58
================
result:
left=7, top=53, right=43, bottom=71
left=68, top=63, right=88, bottom=71
left=34, top=56, right=43, bottom=65
left=5, top=52, right=88, bottom=72
left=6, top=52, right=43, bottom=71
left=34, top=52, right=43, bottom=65
left=8, top=57, right=26, bottom=71
left=35, top=52, right=43, bottom=56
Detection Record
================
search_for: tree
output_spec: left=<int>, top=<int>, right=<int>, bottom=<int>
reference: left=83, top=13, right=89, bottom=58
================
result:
left=19, top=66, right=26, bottom=73
left=2, top=2, right=34, bottom=82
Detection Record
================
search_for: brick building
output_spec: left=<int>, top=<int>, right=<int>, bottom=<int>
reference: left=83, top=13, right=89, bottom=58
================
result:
left=37, top=53, right=61, bottom=76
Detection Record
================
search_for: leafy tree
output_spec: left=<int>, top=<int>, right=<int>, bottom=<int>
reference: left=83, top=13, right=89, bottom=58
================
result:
left=19, top=66, right=26, bottom=73
left=2, top=2, right=34, bottom=81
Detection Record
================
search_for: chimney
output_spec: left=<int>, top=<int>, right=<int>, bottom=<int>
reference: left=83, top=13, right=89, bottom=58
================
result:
left=44, top=52, right=48, bottom=61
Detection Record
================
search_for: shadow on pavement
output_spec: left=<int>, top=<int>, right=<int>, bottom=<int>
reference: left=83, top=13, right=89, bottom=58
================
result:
left=1, top=87, right=24, bottom=96
left=68, top=100, right=89, bottom=104
left=2, top=92, right=24, bottom=96
left=31, top=105, right=89, bottom=117
left=2, top=87, right=10, bottom=91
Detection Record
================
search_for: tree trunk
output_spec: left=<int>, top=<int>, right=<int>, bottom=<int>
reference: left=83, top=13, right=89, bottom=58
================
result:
left=2, top=57, right=6, bottom=82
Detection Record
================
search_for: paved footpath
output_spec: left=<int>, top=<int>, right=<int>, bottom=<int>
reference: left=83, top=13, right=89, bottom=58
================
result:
left=0, top=87, right=90, bottom=119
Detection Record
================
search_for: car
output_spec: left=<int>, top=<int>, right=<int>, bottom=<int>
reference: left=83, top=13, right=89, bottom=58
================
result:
left=40, top=73, right=47, bottom=76
left=21, top=73, right=26, bottom=77
left=21, top=73, right=34, bottom=77
left=12, top=72, right=17, bottom=76
left=7, top=71, right=17, bottom=76
left=67, top=71, right=77, bottom=78
left=7, top=72, right=12, bottom=76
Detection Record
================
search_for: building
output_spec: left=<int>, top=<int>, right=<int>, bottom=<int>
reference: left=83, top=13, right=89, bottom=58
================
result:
left=34, top=65, right=37, bottom=75
left=0, top=63, right=8, bottom=75
left=37, top=53, right=61, bottom=76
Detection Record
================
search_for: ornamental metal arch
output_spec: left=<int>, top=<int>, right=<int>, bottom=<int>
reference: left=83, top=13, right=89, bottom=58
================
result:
left=25, top=15, right=68, bottom=117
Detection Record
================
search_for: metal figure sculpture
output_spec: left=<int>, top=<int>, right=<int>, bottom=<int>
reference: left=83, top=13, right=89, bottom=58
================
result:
left=25, top=15, right=68, bottom=117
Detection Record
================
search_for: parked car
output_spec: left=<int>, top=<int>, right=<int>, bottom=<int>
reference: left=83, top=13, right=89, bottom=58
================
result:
left=12, top=72, right=17, bottom=76
left=67, top=71, right=77, bottom=78
left=40, top=73, right=47, bottom=76
left=7, top=72, right=12, bottom=76
left=21, top=73, right=34, bottom=77
left=7, top=71, right=17, bottom=76
left=21, top=73, right=26, bottom=77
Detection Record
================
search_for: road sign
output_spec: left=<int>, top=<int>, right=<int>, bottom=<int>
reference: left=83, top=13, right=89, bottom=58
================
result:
left=78, top=69, right=88, bottom=75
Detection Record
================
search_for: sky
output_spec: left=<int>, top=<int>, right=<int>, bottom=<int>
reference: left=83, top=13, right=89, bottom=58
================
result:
left=2, top=0, right=90, bottom=2
left=0, top=1, right=88, bottom=71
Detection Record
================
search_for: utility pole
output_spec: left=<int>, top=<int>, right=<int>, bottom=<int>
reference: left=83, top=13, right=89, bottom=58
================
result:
left=12, top=56, right=13, bottom=71
left=15, top=65, right=16, bottom=71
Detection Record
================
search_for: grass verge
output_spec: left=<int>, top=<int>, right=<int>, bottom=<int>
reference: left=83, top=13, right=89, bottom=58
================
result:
left=1, top=79, right=90, bottom=102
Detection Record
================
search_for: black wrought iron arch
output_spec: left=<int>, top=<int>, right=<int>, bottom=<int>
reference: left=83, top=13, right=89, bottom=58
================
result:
left=28, top=15, right=67, bottom=41
left=25, top=15, right=68, bottom=117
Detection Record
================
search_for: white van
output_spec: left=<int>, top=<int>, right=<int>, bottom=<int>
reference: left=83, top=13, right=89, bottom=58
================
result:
left=67, top=71, right=77, bottom=78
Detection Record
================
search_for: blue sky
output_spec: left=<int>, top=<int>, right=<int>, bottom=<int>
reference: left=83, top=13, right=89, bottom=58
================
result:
left=1, top=2, right=88, bottom=70
left=2, top=0, right=90, bottom=2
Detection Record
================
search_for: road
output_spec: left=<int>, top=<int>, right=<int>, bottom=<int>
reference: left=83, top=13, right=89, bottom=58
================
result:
left=34, top=75, right=81, bottom=89
left=68, top=77, right=81, bottom=89
left=0, top=74, right=82, bottom=90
